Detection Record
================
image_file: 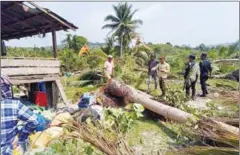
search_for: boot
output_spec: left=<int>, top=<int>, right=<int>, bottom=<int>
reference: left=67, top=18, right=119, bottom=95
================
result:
left=200, top=93, right=206, bottom=97
left=191, top=96, right=196, bottom=100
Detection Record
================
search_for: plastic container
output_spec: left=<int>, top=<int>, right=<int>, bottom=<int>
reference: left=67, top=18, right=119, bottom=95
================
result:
left=38, top=82, right=46, bottom=92
left=35, top=91, right=48, bottom=107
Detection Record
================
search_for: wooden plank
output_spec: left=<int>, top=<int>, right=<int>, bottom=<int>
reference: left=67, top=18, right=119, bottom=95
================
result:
left=1, top=59, right=60, bottom=67
left=1, top=57, right=57, bottom=60
left=52, top=82, right=59, bottom=108
left=9, top=76, right=60, bottom=85
left=55, top=79, right=68, bottom=105
left=2, top=67, right=60, bottom=76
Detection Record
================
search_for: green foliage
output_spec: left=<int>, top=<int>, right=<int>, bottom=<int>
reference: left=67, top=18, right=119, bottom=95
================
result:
left=62, top=34, right=88, bottom=53
left=103, top=103, right=144, bottom=134
left=6, top=47, right=52, bottom=58
left=164, top=88, right=187, bottom=108
left=35, top=139, right=102, bottom=155
left=101, top=37, right=115, bottom=55
left=207, top=49, right=218, bottom=60
left=219, top=64, right=238, bottom=74
left=219, top=46, right=228, bottom=58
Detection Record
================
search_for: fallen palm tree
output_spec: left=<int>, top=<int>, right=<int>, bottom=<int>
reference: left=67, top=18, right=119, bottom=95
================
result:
left=103, top=79, right=239, bottom=142
left=104, top=79, right=192, bottom=123
left=214, top=59, right=239, bottom=64
left=212, top=69, right=239, bottom=82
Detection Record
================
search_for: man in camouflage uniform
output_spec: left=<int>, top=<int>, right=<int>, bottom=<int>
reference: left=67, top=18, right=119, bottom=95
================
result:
left=184, top=55, right=199, bottom=100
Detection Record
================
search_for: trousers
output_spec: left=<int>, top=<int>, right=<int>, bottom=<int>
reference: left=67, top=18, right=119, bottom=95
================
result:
left=159, top=77, right=167, bottom=95
left=186, top=80, right=196, bottom=98
left=200, top=75, right=208, bottom=95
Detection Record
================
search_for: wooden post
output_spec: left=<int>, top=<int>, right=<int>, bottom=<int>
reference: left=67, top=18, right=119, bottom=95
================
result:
left=29, top=83, right=38, bottom=103
left=46, top=82, right=53, bottom=108
left=52, top=82, right=59, bottom=108
left=52, top=29, right=57, bottom=58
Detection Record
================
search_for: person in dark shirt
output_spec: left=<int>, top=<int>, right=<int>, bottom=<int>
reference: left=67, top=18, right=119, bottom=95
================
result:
left=199, top=53, right=212, bottom=97
left=147, top=53, right=158, bottom=93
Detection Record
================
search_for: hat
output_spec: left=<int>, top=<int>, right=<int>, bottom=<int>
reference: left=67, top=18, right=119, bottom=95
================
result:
left=201, top=52, right=207, bottom=57
left=151, top=53, right=156, bottom=57
left=108, top=55, right=113, bottom=58
left=189, top=54, right=196, bottom=60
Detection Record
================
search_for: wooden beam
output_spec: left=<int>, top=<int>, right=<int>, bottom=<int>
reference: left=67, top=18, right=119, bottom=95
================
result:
left=2, top=67, right=60, bottom=76
left=46, top=82, right=53, bottom=108
left=28, top=2, right=77, bottom=31
left=1, top=59, right=60, bottom=67
left=52, top=82, right=59, bottom=108
left=55, top=80, right=68, bottom=105
left=10, top=77, right=60, bottom=85
left=2, top=24, right=60, bottom=37
left=52, top=29, right=57, bottom=58
left=4, top=13, right=43, bottom=27
left=2, top=25, right=63, bottom=40
left=2, top=2, right=16, bottom=11
left=1, top=12, right=35, bottom=29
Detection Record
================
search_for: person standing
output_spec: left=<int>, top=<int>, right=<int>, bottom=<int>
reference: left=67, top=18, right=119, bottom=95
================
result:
left=1, top=74, right=40, bottom=155
left=104, top=55, right=114, bottom=80
left=184, top=55, right=199, bottom=100
left=199, top=53, right=212, bottom=97
left=147, top=53, right=158, bottom=93
left=151, top=56, right=170, bottom=97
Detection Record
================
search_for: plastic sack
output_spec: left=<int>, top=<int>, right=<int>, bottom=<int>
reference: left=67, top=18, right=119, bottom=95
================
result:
left=36, top=114, right=48, bottom=132
left=78, top=93, right=95, bottom=109
left=50, top=112, right=73, bottom=126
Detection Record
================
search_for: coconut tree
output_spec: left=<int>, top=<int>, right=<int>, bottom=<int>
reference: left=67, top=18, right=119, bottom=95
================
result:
left=102, top=2, right=143, bottom=57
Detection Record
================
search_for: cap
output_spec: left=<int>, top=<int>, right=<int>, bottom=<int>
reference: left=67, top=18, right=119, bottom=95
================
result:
left=151, top=53, right=156, bottom=57
left=201, top=52, right=207, bottom=57
left=108, top=55, right=113, bottom=58
left=189, top=54, right=196, bottom=60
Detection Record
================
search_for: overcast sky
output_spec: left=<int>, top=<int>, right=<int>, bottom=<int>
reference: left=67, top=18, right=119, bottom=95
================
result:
left=5, top=2, right=239, bottom=47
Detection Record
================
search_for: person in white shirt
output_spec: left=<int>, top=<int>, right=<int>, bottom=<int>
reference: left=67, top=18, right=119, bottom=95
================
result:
left=104, top=55, right=114, bottom=80
left=151, top=56, right=170, bottom=96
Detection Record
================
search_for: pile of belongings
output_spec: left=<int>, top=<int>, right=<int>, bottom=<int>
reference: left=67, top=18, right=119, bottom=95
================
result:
left=75, top=92, right=103, bottom=121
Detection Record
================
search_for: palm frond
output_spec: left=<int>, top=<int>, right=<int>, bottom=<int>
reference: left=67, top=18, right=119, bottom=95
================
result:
left=104, top=15, right=120, bottom=23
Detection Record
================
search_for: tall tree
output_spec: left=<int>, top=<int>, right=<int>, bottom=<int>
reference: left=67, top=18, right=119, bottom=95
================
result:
left=62, top=34, right=88, bottom=53
left=102, top=2, right=143, bottom=57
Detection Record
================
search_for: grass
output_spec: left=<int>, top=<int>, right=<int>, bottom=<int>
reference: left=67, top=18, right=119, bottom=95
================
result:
left=125, top=119, right=198, bottom=154
left=208, top=79, right=238, bottom=91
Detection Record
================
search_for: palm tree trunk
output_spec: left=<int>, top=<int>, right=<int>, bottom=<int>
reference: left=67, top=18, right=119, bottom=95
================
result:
left=104, top=79, right=239, bottom=135
left=104, top=79, right=191, bottom=123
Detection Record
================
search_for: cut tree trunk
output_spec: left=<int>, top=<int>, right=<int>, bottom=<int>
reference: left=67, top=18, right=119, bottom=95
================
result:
left=214, top=59, right=239, bottom=64
left=104, top=79, right=192, bottom=123
left=104, top=79, right=239, bottom=135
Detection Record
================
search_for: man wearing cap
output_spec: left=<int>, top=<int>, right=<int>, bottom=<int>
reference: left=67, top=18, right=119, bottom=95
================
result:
left=1, top=74, right=40, bottom=155
left=104, top=55, right=114, bottom=80
left=184, top=55, right=199, bottom=100
left=199, top=53, right=212, bottom=97
left=151, top=56, right=170, bottom=96
left=147, top=53, right=158, bottom=93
